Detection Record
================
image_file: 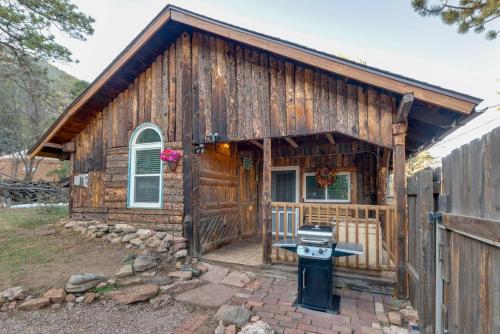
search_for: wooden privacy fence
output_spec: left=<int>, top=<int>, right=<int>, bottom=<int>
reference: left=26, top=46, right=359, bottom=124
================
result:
left=407, top=127, right=500, bottom=334
left=271, top=202, right=396, bottom=272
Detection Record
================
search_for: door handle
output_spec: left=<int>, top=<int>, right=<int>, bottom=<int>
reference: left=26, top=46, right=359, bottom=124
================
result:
left=302, top=268, right=306, bottom=289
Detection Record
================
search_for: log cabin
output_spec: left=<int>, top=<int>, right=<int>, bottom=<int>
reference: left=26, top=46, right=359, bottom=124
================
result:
left=29, top=5, right=481, bottom=294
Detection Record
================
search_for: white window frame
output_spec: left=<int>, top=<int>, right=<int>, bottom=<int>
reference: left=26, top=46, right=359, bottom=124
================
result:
left=303, top=172, right=351, bottom=203
left=271, top=166, right=300, bottom=237
left=128, top=123, right=163, bottom=209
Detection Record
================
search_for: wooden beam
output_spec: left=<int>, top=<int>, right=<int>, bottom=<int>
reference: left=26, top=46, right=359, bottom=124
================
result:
left=179, top=32, right=198, bottom=257
left=325, top=133, right=335, bottom=145
left=63, top=141, right=76, bottom=153
left=262, top=137, right=272, bottom=264
left=250, top=140, right=264, bottom=150
left=43, top=142, right=64, bottom=150
left=393, top=122, right=407, bottom=298
left=284, top=136, right=298, bottom=148
left=442, top=213, right=500, bottom=246
left=396, top=93, right=414, bottom=123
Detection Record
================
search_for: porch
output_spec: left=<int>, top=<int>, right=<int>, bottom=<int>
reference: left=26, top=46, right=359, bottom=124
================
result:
left=193, top=133, right=402, bottom=294
left=203, top=203, right=395, bottom=269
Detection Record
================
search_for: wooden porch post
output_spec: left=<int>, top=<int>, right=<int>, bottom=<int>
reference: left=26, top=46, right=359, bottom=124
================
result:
left=262, top=137, right=272, bottom=264
left=393, top=93, right=413, bottom=297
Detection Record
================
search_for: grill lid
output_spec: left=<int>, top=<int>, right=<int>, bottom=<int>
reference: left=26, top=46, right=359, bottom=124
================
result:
left=298, top=224, right=334, bottom=238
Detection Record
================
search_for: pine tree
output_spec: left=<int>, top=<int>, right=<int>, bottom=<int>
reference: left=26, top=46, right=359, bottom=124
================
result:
left=412, top=0, right=500, bottom=40
left=0, top=0, right=95, bottom=73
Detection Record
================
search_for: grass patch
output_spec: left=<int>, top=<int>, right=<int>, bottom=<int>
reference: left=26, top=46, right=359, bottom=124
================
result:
left=0, top=207, right=68, bottom=284
left=0, top=206, right=68, bottom=230
left=93, top=283, right=120, bottom=294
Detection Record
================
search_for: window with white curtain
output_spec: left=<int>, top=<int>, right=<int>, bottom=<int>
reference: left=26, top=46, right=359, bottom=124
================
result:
left=128, top=124, right=163, bottom=208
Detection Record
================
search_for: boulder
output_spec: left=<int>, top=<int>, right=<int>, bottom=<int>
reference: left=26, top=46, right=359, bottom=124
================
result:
left=160, top=279, right=199, bottom=294
left=136, top=229, right=153, bottom=239
left=65, top=273, right=107, bottom=293
left=149, top=294, right=173, bottom=309
left=175, top=283, right=239, bottom=307
left=65, top=294, right=76, bottom=302
left=43, top=288, right=66, bottom=303
left=174, top=249, right=188, bottom=260
left=0, top=296, right=5, bottom=306
left=194, top=263, right=209, bottom=274
left=145, top=236, right=161, bottom=248
left=215, top=320, right=225, bottom=334
left=400, top=307, right=419, bottom=324
left=156, top=232, right=168, bottom=240
left=111, top=284, right=159, bottom=305
left=133, top=253, right=158, bottom=272
left=114, top=224, right=137, bottom=233
left=388, top=311, right=403, bottom=326
left=168, top=270, right=192, bottom=280
left=200, top=265, right=230, bottom=284
left=121, top=233, right=137, bottom=243
left=225, top=324, right=236, bottom=334
left=129, top=238, right=144, bottom=247
left=83, top=292, right=97, bottom=304
left=1, top=287, right=29, bottom=301
left=215, top=304, right=251, bottom=326
left=173, top=242, right=186, bottom=252
left=18, top=297, right=50, bottom=311
left=239, top=321, right=274, bottom=334
left=115, top=264, right=134, bottom=278
left=221, top=272, right=252, bottom=288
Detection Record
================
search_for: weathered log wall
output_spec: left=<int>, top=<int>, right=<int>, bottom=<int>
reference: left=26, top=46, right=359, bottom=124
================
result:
left=71, top=35, right=186, bottom=227
left=191, top=31, right=395, bottom=146
left=69, top=29, right=394, bottom=229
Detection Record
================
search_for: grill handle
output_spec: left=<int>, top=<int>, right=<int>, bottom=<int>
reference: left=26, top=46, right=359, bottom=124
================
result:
left=302, top=268, right=306, bottom=289
left=300, top=238, right=328, bottom=245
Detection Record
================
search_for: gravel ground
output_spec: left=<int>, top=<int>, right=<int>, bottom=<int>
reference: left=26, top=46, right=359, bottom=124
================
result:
left=0, top=301, right=192, bottom=334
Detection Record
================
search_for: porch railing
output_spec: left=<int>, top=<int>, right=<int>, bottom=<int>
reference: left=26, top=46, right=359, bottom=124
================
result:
left=271, top=202, right=396, bottom=272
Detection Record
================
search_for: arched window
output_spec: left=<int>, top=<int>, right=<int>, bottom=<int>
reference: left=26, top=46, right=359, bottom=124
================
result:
left=128, top=123, right=163, bottom=208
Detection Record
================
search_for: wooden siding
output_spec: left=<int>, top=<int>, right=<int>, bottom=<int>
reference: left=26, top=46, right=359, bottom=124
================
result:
left=271, top=139, right=378, bottom=204
left=71, top=35, right=186, bottom=227
left=70, top=30, right=393, bottom=230
left=191, top=31, right=395, bottom=147
left=195, top=144, right=258, bottom=253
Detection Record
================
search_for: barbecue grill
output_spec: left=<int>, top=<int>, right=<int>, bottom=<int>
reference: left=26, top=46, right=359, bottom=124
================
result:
left=274, top=224, right=363, bottom=313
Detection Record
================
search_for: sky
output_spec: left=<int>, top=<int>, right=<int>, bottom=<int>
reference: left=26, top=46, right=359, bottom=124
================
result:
left=54, top=0, right=499, bottom=158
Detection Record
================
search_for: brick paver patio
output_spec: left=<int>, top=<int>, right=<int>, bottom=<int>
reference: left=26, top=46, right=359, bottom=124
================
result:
left=174, top=272, right=406, bottom=334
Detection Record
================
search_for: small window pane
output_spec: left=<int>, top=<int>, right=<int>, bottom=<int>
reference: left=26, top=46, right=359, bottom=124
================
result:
left=136, top=128, right=161, bottom=144
left=305, top=175, right=325, bottom=200
left=272, top=170, right=296, bottom=202
left=134, top=176, right=160, bottom=203
left=135, top=149, right=161, bottom=174
left=327, top=174, right=350, bottom=201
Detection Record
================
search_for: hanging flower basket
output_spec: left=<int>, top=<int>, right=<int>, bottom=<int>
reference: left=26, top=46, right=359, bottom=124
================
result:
left=160, top=149, right=182, bottom=172
left=315, top=167, right=336, bottom=188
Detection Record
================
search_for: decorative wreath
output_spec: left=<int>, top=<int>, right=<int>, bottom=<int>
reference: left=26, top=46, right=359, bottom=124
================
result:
left=315, top=167, right=336, bottom=188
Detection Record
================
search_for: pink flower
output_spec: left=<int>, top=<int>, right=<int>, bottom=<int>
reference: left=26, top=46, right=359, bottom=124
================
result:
left=160, top=149, right=182, bottom=163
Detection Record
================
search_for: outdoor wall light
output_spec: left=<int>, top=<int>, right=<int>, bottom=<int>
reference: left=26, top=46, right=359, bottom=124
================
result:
left=194, top=144, right=205, bottom=154
left=207, top=132, right=219, bottom=143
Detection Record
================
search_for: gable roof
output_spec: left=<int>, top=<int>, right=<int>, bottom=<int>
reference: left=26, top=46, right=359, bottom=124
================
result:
left=29, top=5, right=482, bottom=158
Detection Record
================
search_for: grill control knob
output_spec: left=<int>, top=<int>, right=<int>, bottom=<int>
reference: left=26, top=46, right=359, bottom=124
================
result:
left=303, top=247, right=309, bottom=253
left=318, top=248, right=324, bottom=254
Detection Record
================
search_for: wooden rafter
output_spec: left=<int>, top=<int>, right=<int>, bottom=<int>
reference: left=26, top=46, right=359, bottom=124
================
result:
left=396, top=93, right=414, bottom=123
left=284, top=137, right=298, bottom=148
left=325, top=133, right=335, bottom=145
left=250, top=140, right=264, bottom=149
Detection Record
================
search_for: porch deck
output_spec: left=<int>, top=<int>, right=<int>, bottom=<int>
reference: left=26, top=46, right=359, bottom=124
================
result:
left=202, top=235, right=263, bottom=267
